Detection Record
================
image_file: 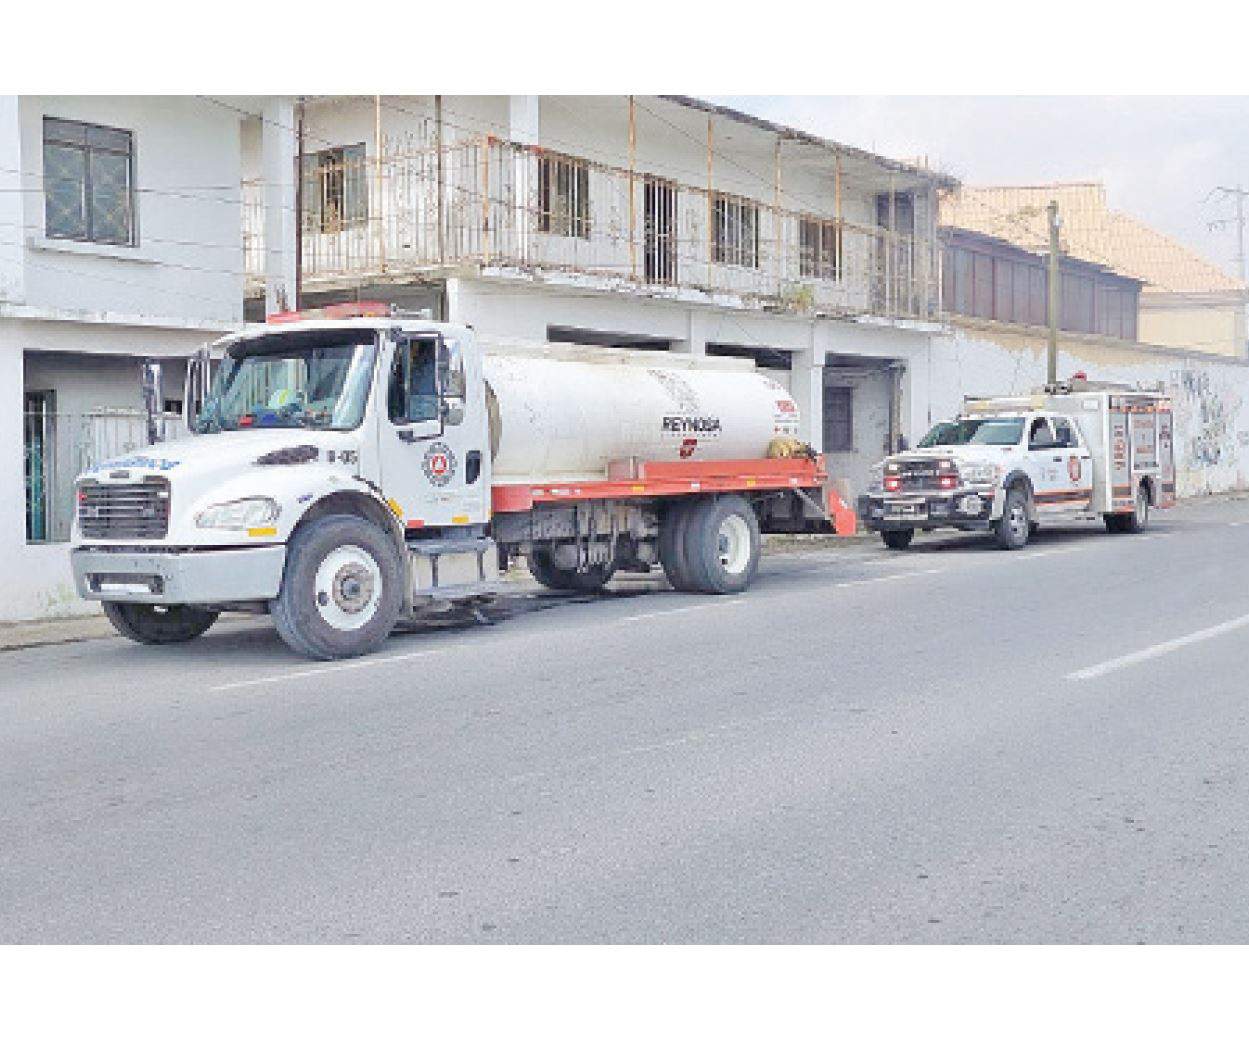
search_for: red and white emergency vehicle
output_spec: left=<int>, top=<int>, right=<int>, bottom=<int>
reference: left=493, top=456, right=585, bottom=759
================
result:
left=69, top=305, right=853, bottom=659
left=859, top=378, right=1175, bottom=550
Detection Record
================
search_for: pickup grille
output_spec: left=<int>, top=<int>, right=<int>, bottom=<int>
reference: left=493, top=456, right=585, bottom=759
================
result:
left=895, top=462, right=947, bottom=491
left=78, top=479, right=171, bottom=539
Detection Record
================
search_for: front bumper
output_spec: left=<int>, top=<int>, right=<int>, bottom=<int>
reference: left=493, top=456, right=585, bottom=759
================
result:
left=858, top=488, right=998, bottom=531
left=71, top=545, right=287, bottom=605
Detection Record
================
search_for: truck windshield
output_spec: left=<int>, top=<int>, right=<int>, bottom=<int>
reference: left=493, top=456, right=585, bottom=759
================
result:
left=196, top=333, right=377, bottom=433
left=918, top=417, right=1024, bottom=447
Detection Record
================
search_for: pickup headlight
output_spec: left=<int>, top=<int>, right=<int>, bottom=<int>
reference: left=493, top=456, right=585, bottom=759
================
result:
left=959, top=462, right=1004, bottom=485
left=195, top=497, right=280, bottom=530
left=868, top=462, right=885, bottom=493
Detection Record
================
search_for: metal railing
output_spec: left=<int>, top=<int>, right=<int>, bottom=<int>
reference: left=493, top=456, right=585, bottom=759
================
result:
left=23, top=409, right=187, bottom=544
left=243, top=136, right=942, bottom=321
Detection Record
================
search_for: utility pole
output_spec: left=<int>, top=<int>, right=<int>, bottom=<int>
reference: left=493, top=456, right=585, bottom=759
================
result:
left=1210, top=185, right=1248, bottom=283
left=1047, top=200, right=1061, bottom=386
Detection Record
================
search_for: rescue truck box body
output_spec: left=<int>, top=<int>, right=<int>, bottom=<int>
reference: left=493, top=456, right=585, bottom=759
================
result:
left=858, top=380, right=1174, bottom=550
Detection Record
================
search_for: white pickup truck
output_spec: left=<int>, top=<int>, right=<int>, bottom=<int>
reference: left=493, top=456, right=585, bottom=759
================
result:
left=859, top=379, right=1175, bottom=550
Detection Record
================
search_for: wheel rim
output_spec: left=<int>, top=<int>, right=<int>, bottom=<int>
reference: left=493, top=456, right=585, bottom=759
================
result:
left=1008, top=502, right=1028, bottom=540
left=717, top=513, right=752, bottom=575
left=313, top=545, right=382, bottom=631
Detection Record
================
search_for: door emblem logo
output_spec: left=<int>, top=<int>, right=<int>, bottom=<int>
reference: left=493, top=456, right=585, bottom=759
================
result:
left=422, top=441, right=457, bottom=487
left=1068, top=455, right=1082, bottom=483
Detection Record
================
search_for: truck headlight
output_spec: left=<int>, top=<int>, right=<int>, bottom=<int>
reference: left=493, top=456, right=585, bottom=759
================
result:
left=195, top=497, right=280, bottom=530
left=959, top=462, right=1003, bottom=485
left=868, top=462, right=884, bottom=493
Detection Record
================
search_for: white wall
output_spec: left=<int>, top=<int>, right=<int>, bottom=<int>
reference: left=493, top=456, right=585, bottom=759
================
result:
left=17, top=96, right=244, bottom=325
left=2, top=320, right=213, bottom=622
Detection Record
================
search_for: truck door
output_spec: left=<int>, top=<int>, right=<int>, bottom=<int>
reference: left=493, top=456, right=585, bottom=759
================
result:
left=1050, top=416, right=1094, bottom=513
left=378, top=331, right=490, bottom=532
left=1027, top=415, right=1091, bottom=515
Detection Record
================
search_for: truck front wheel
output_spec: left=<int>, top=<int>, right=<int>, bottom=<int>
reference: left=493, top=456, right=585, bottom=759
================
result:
left=882, top=529, right=914, bottom=550
left=103, top=602, right=219, bottom=644
left=271, top=515, right=404, bottom=660
left=994, top=487, right=1032, bottom=550
left=682, top=495, right=761, bottom=594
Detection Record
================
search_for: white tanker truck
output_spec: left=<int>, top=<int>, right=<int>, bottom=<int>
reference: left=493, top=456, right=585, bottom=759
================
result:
left=70, top=305, right=845, bottom=660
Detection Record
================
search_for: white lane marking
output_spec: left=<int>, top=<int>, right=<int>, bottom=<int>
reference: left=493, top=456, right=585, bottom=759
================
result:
left=1066, top=612, right=1249, bottom=682
left=621, top=600, right=746, bottom=623
left=826, top=567, right=945, bottom=587
left=210, top=647, right=445, bottom=692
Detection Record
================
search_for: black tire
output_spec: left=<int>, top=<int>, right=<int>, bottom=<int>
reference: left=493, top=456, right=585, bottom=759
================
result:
left=528, top=549, right=615, bottom=592
left=994, top=486, right=1031, bottom=550
left=271, top=514, right=404, bottom=660
left=1121, top=485, right=1150, bottom=533
left=658, top=501, right=699, bottom=592
left=1030, top=521, right=1040, bottom=536
left=103, top=601, right=218, bottom=644
left=680, top=495, right=761, bottom=595
left=1104, top=514, right=1125, bottom=533
left=881, top=529, right=914, bottom=550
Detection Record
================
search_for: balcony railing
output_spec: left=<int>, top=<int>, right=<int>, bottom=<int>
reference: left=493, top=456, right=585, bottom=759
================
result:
left=244, top=136, right=941, bottom=321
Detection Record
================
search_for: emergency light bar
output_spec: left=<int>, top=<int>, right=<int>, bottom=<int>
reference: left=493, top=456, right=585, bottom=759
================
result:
left=266, top=301, right=392, bottom=324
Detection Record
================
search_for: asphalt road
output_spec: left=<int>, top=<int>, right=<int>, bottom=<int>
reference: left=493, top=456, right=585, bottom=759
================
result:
left=5, top=496, right=1249, bottom=943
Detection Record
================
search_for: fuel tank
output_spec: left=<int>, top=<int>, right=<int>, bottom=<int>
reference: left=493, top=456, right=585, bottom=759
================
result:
left=482, top=342, right=801, bottom=482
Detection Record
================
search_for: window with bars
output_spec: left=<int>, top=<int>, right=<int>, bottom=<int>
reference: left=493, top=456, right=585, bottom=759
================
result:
left=300, top=143, right=368, bottom=233
left=712, top=194, right=759, bottom=268
left=798, top=217, right=842, bottom=281
left=43, top=117, right=135, bottom=245
left=538, top=154, right=590, bottom=239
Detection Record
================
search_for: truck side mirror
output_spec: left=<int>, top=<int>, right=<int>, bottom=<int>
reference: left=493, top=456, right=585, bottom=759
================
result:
left=183, top=345, right=213, bottom=433
left=140, top=361, right=165, bottom=445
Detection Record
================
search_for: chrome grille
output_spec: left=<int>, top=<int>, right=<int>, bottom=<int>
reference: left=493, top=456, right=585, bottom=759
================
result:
left=897, top=461, right=946, bottom=491
left=78, top=479, right=170, bottom=539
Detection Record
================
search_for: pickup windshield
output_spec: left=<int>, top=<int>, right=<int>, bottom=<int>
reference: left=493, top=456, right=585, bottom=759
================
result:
left=918, top=417, right=1024, bottom=447
left=196, top=332, right=377, bottom=433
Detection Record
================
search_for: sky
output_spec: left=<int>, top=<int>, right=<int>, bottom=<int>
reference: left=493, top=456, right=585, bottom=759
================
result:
left=711, top=96, right=1249, bottom=278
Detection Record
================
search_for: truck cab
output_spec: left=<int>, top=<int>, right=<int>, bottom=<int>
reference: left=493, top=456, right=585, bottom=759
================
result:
left=859, top=382, right=1173, bottom=551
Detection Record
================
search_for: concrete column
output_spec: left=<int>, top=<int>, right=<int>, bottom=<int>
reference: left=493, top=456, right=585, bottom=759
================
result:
left=262, top=98, right=298, bottom=316
left=0, top=331, right=26, bottom=579
left=671, top=308, right=708, bottom=355
left=0, top=96, right=24, bottom=304
left=792, top=326, right=826, bottom=452
left=509, top=97, right=539, bottom=265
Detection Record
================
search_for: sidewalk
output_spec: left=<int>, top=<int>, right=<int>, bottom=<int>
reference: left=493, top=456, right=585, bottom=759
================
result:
left=0, top=611, right=116, bottom=653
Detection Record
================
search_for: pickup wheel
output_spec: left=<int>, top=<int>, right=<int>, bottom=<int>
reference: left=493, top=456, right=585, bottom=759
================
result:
left=994, top=487, right=1032, bottom=550
left=271, top=514, right=403, bottom=660
left=881, top=529, right=914, bottom=550
left=528, top=549, right=615, bottom=592
left=103, top=602, right=218, bottom=644
left=658, top=501, right=699, bottom=592
left=681, top=495, right=761, bottom=594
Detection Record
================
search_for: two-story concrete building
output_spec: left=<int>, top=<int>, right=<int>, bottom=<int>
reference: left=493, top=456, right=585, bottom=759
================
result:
left=240, top=95, right=955, bottom=502
left=0, top=96, right=299, bottom=620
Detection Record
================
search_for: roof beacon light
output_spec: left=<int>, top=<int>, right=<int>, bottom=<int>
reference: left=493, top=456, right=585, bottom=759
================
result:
left=266, top=301, right=391, bottom=324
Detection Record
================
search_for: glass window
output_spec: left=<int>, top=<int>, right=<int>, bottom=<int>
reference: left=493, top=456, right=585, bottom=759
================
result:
left=918, top=417, right=1024, bottom=447
left=300, top=143, right=368, bottom=233
left=712, top=193, right=759, bottom=269
left=198, top=335, right=377, bottom=433
left=43, top=116, right=134, bottom=245
left=538, top=154, right=590, bottom=239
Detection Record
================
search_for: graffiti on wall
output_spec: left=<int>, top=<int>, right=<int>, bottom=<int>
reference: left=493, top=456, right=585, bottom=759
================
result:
left=1170, top=368, right=1244, bottom=475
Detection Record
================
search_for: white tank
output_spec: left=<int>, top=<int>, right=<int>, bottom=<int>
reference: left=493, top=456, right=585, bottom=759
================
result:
left=481, top=342, right=801, bottom=482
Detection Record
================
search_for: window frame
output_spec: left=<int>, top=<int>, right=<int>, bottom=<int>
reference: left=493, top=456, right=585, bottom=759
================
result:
left=301, top=143, right=368, bottom=234
left=42, top=116, right=137, bottom=246
left=822, top=384, right=854, bottom=453
left=798, top=216, right=843, bottom=282
left=712, top=192, right=760, bottom=269
left=537, top=152, right=591, bottom=239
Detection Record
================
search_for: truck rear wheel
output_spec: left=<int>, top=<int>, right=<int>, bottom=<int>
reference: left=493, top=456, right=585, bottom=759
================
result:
left=103, top=602, right=219, bottom=644
left=528, top=549, right=616, bottom=593
left=271, top=514, right=404, bottom=660
left=681, top=495, right=761, bottom=594
left=658, top=501, right=699, bottom=592
left=881, top=529, right=914, bottom=550
left=994, top=487, right=1031, bottom=550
